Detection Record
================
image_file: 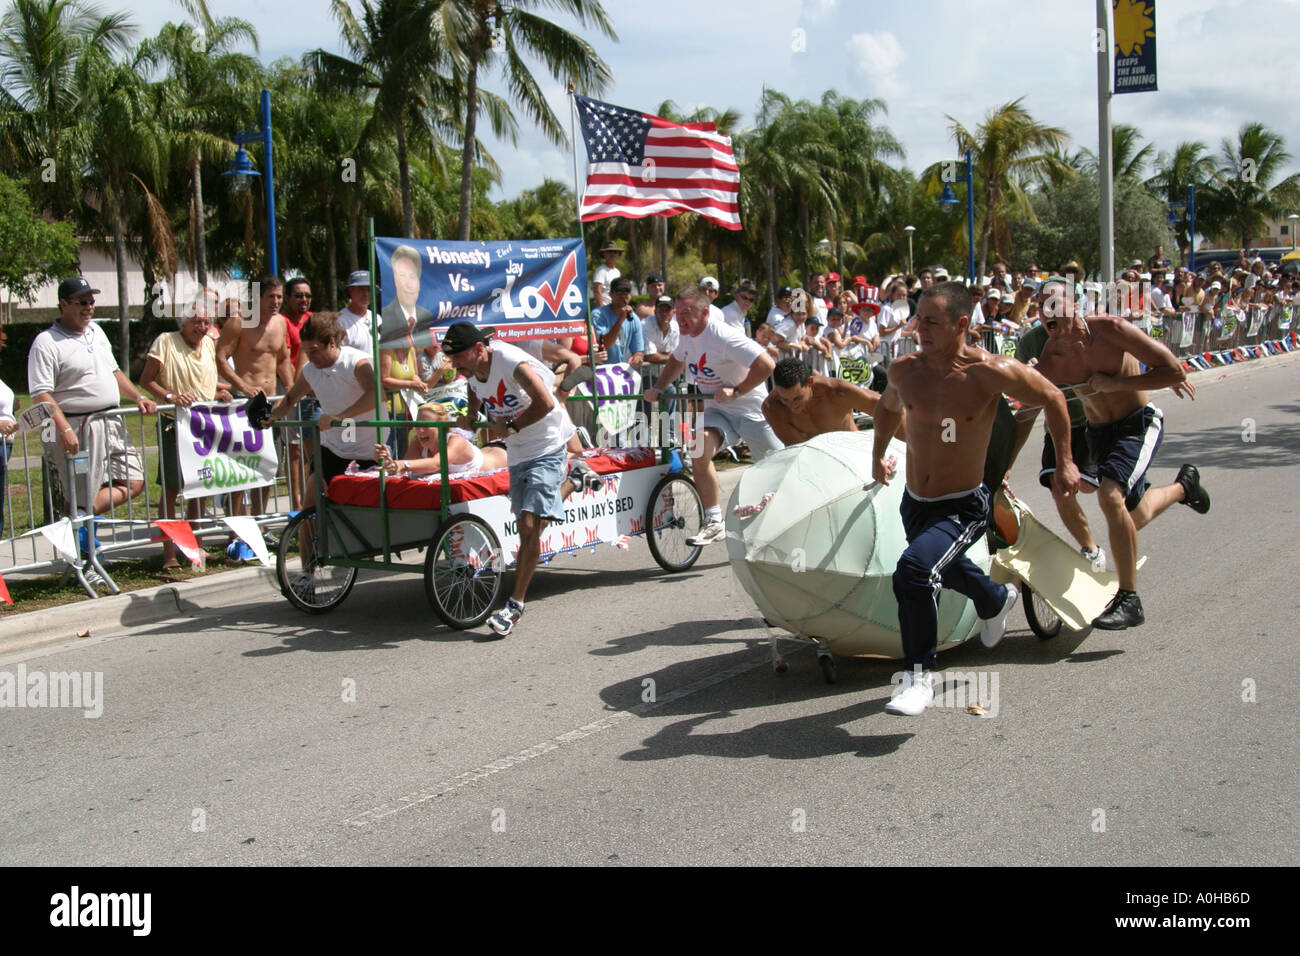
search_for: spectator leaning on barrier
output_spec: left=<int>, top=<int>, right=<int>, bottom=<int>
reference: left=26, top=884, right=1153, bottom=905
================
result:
left=27, top=277, right=156, bottom=524
left=641, top=295, right=680, bottom=402
left=139, top=288, right=232, bottom=569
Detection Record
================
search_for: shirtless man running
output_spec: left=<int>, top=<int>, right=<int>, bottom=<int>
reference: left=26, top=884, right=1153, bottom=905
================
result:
left=1030, top=276, right=1210, bottom=631
left=762, top=357, right=901, bottom=444
left=872, top=281, right=1080, bottom=716
left=215, top=276, right=294, bottom=529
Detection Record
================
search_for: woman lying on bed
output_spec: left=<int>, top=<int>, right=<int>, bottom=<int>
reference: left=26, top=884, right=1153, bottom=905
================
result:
left=374, top=403, right=508, bottom=477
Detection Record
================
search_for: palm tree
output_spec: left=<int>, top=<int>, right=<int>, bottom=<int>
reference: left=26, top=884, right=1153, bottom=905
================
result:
left=1206, top=123, right=1300, bottom=249
left=312, top=0, right=513, bottom=238
left=137, top=1, right=259, bottom=288
left=1146, top=140, right=1214, bottom=261
left=440, top=0, right=616, bottom=240
left=0, top=0, right=135, bottom=218
left=948, top=98, right=1071, bottom=277
left=75, top=43, right=174, bottom=365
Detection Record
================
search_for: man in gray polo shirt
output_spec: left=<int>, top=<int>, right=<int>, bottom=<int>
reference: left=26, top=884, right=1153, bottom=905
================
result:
left=27, top=277, right=156, bottom=520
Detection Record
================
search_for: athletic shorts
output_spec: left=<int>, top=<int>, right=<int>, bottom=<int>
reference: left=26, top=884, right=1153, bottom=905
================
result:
left=318, top=446, right=376, bottom=484
left=508, top=447, right=567, bottom=523
left=46, top=413, right=145, bottom=516
left=699, top=403, right=784, bottom=461
left=1039, top=422, right=1100, bottom=490
left=1086, top=404, right=1164, bottom=511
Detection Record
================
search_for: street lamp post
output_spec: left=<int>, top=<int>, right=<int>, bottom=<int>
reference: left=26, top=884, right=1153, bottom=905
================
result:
left=904, top=225, right=916, bottom=275
left=223, top=89, right=278, bottom=277
left=937, top=149, right=976, bottom=283
left=1289, top=213, right=1298, bottom=250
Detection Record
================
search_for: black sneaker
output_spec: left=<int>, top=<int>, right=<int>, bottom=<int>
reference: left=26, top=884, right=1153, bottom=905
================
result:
left=1091, top=590, right=1145, bottom=630
left=1175, top=464, right=1210, bottom=514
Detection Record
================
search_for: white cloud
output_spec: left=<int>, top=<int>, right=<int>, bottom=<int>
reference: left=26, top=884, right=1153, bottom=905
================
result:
left=801, top=0, right=839, bottom=19
left=846, top=31, right=906, bottom=97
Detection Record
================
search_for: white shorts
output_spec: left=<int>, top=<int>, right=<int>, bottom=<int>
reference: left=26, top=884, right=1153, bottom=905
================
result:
left=699, top=403, right=784, bottom=460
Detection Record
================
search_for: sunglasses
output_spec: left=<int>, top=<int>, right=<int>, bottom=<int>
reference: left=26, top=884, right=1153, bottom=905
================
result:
left=72, top=299, right=95, bottom=306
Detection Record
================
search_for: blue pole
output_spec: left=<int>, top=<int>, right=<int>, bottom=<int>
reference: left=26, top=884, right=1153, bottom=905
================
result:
left=965, top=148, right=976, bottom=284
left=261, top=89, right=278, bottom=277
left=1188, top=184, right=1196, bottom=273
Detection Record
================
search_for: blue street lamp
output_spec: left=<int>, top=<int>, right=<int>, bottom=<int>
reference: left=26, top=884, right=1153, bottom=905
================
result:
left=937, top=149, right=976, bottom=283
left=223, top=89, right=278, bottom=276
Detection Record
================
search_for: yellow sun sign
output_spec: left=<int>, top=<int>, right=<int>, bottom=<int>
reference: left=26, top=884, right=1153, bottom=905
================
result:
left=1114, top=0, right=1156, bottom=57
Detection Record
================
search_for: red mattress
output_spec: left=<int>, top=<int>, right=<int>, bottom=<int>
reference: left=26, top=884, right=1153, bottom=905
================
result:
left=327, top=447, right=660, bottom=509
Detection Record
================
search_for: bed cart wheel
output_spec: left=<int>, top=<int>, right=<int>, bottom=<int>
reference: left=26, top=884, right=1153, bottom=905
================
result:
left=818, top=651, right=837, bottom=685
left=276, top=508, right=357, bottom=614
left=1021, top=583, right=1062, bottom=640
left=645, top=473, right=705, bottom=572
left=424, top=514, right=503, bottom=629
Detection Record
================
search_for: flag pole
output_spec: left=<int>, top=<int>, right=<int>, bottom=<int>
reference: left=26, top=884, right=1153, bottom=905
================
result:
left=569, top=83, right=602, bottom=435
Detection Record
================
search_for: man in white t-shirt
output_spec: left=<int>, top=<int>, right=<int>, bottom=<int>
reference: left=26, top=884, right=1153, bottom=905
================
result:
left=591, top=242, right=622, bottom=308
left=338, top=270, right=375, bottom=353
left=441, top=322, right=591, bottom=637
left=644, top=285, right=781, bottom=545
left=641, top=295, right=680, bottom=393
left=720, top=279, right=758, bottom=335
left=28, top=276, right=156, bottom=525
left=765, top=285, right=794, bottom=330
left=772, top=289, right=809, bottom=357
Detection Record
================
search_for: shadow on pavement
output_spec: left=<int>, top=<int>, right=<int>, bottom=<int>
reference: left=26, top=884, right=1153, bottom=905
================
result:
left=1157, top=421, right=1300, bottom=471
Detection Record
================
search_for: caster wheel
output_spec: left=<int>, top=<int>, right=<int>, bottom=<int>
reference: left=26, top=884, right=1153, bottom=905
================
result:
left=774, top=659, right=789, bottom=674
left=818, top=654, right=837, bottom=684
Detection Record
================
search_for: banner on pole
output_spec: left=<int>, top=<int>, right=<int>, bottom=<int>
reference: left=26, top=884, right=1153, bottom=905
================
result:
left=177, top=403, right=278, bottom=498
left=1113, top=0, right=1157, bottom=94
left=373, top=237, right=588, bottom=349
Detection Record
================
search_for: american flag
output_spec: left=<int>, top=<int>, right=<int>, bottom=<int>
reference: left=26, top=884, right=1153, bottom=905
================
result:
left=574, top=94, right=741, bottom=231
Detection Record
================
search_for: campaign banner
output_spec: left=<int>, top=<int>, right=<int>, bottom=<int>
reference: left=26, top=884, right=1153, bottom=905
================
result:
left=177, top=402, right=278, bottom=497
left=373, top=237, right=588, bottom=349
left=838, top=356, right=873, bottom=387
left=1279, top=306, right=1293, bottom=331
left=1113, top=0, right=1157, bottom=94
left=574, top=363, right=639, bottom=438
left=1178, top=312, right=1197, bottom=348
left=1246, top=306, right=1266, bottom=337
left=1219, top=309, right=1240, bottom=341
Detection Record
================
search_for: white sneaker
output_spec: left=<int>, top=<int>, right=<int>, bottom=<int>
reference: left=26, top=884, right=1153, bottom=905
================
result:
left=1081, top=545, right=1106, bottom=573
left=686, top=521, right=727, bottom=546
left=980, top=585, right=1019, bottom=648
left=885, top=670, right=934, bottom=716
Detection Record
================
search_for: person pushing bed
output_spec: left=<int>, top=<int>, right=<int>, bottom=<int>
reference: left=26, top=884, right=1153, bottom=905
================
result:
left=440, top=321, right=600, bottom=637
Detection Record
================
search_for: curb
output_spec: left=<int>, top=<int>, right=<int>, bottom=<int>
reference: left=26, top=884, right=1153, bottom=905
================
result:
left=0, top=565, right=280, bottom=656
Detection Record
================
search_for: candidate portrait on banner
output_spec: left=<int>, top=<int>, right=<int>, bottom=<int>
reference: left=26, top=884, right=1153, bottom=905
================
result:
left=379, top=243, right=437, bottom=346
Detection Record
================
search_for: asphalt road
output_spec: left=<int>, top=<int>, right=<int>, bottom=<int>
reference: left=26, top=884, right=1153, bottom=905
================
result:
left=2, top=353, right=1296, bottom=866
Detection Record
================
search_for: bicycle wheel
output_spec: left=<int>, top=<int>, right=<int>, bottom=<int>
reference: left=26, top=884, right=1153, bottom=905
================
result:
left=276, top=507, right=357, bottom=614
left=1021, top=583, right=1062, bottom=640
left=645, top=473, right=705, bottom=572
left=424, top=514, right=503, bottom=629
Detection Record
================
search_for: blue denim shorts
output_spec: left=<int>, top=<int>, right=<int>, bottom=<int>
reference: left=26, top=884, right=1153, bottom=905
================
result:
left=508, top=447, right=568, bottom=522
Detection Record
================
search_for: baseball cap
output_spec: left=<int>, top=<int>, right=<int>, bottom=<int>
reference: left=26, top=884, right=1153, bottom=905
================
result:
left=609, top=277, right=632, bottom=293
left=645, top=272, right=664, bottom=284
left=655, top=295, right=673, bottom=307
left=346, top=270, right=370, bottom=288
left=699, top=276, right=719, bottom=291
left=733, top=278, right=759, bottom=297
left=804, top=314, right=822, bottom=326
left=986, top=289, right=1002, bottom=302
left=825, top=271, right=841, bottom=282
left=776, top=285, right=794, bottom=299
left=440, top=321, right=493, bottom=354
left=58, top=276, right=100, bottom=300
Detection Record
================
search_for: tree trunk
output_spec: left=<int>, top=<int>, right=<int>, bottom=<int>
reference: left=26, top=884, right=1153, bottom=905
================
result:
left=323, top=193, right=338, bottom=310
left=657, top=217, right=667, bottom=283
left=799, top=194, right=809, bottom=285
left=346, top=199, right=359, bottom=275
left=457, top=52, right=482, bottom=241
left=396, top=119, right=414, bottom=238
left=192, top=147, right=207, bottom=288
left=112, top=194, right=131, bottom=371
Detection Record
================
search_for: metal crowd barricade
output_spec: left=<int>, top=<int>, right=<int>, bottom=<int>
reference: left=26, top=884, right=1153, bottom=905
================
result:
left=2, top=395, right=298, bottom=599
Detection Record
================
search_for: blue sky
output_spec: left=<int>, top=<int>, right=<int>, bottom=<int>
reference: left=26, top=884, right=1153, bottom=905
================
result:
left=121, top=0, right=1300, bottom=203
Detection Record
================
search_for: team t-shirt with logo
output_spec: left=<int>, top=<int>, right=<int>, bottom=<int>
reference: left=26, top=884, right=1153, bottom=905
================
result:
left=671, top=318, right=768, bottom=412
left=467, top=340, right=573, bottom=463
